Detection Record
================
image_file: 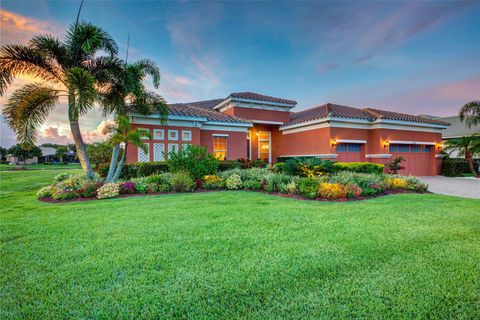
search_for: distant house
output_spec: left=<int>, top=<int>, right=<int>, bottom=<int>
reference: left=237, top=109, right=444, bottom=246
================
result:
left=440, top=116, right=480, bottom=140
left=39, top=147, right=56, bottom=162
left=5, top=155, right=39, bottom=165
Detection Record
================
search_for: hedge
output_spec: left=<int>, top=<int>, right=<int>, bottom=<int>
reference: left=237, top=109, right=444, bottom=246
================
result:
left=332, top=162, right=384, bottom=174
left=97, top=162, right=168, bottom=180
left=442, top=158, right=479, bottom=176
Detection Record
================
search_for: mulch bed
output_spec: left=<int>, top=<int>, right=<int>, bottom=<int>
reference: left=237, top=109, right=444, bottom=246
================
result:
left=39, top=188, right=428, bottom=204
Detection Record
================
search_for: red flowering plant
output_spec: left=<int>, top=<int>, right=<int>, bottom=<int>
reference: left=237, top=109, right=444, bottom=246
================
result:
left=387, top=156, right=406, bottom=174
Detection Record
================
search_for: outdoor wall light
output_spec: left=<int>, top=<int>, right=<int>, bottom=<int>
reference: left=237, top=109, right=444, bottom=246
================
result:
left=331, top=139, right=337, bottom=147
left=383, top=140, right=390, bottom=148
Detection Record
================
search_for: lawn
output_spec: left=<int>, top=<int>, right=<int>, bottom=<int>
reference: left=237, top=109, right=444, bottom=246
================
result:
left=1, top=169, right=479, bottom=319
left=0, top=163, right=81, bottom=171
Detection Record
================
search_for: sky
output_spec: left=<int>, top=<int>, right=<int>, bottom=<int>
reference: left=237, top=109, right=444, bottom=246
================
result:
left=0, top=0, right=479, bottom=147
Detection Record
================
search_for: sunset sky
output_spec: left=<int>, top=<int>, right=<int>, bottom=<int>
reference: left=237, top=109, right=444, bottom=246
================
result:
left=1, top=0, right=479, bottom=147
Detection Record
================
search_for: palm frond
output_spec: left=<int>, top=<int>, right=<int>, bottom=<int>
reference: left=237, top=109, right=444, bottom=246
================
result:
left=3, top=83, right=60, bottom=145
left=66, top=22, right=118, bottom=63
left=29, top=35, right=71, bottom=68
left=459, top=100, right=480, bottom=128
left=67, top=67, right=96, bottom=116
left=131, top=58, right=160, bottom=88
left=0, top=45, right=65, bottom=95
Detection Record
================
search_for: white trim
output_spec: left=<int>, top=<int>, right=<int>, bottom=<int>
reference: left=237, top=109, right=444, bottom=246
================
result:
left=138, top=127, right=150, bottom=140
left=201, top=125, right=249, bottom=132
left=389, top=140, right=436, bottom=145
left=168, top=130, right=178, bottom=141
left=281, top=122, right=330, bottom=134
left=336, top=139, right=367, bottom=144
left=365, top=154, right=392, bottom=159
left=131, top=117, right=202, bottom=127
left=205, top=121, right=252, bottom=127
left=251, top=120, right=285, bottom=125
left=278, top=154, right=339, bottom=159
left=212, top=133, right=229, bottom=137
left=435, top=154, right=445, bottom=159
left=247, top=131, right=252, bottom=160
left=130, top=112, right=207, bottom=122
left=233, top=98, right=296, bottom=109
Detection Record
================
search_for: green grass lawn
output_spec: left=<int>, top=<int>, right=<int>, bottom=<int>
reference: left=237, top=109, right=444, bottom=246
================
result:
left=1, top=170, right=479, bottom=319
left=0, top=163, right=81, bottom=171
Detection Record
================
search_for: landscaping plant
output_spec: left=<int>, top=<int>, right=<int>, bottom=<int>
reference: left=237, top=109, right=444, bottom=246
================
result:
left=387, top=156, right=406, bottom=174
left=168, top=145, right=219, bottom=181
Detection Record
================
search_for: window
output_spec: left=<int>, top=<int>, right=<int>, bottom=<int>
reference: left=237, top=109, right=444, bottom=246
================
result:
left=138, top=128, right=150, bottom=140
left=182, top=143, right=191, bottom=152
left=336, top=143, right=361, bottom=152
left=258, top=131, right=271, bottom=163
left=168, top=144, right=179, bottom=158
left=138, top=144, right=150, bottom=162
left=153, top=129, right=164, bottom=140
left=213, top=136, right=228, bottom=160
left=182, top=130, right=192, bottom=141
left=389, top=144, right=433, bottom=153
left=153, top=143, right=165, bottom=161
left=168, top=130, right=178, bottom=141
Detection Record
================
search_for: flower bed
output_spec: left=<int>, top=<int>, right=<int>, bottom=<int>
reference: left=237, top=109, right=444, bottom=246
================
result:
left=37, top=169, right=428, bottom=203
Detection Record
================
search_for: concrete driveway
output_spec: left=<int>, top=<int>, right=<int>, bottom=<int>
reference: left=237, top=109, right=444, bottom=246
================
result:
left=418, top=176, right=480, bottom=199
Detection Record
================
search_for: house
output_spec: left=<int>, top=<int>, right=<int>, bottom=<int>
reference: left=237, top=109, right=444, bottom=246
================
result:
left=127, top=92, right=450, bottom=176
left=6, top=155, right=39, bottom=165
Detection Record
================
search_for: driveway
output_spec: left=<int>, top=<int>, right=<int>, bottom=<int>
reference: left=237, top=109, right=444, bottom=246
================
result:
left=418, top=176, right=480, bottom=199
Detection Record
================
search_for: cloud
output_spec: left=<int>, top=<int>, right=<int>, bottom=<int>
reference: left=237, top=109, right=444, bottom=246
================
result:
left=38, top=126, right=70, bottom=145
left=174, top=76, right=194, bottom=86
left=0, top=9, right=63, bottom=45
left=352, top=54, right=375, bottom=64
left=316, top=63, right=340, bottom=74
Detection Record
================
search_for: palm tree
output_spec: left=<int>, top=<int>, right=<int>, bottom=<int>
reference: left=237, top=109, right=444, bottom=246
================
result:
left=103, top=115, right=152, bottom=181
left=444, top=135, right=480, bottom=174
left=99, top=59, right=168, bottom=182
left=459, top=100, right=480, bottom=128
left=0, top=22, right=120, bottom=177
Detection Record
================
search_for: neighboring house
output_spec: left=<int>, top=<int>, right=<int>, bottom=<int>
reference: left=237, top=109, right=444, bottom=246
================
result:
left=6, top=155, right=39, bottom=165
left=127, top=92, right=450, bottom=176
left=39, top=147, right=56, bottom=163
left=441, top=116, right=480, bottom=159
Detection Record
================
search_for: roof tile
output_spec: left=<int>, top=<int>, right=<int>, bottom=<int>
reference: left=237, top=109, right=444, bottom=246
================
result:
left=230, top=92, right=297, bottom=105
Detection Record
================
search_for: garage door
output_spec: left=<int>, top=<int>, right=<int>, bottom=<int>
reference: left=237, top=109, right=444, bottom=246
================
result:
left=336, top=143, right=364, bottom=162
left=389, top=144, right=434, bottom=176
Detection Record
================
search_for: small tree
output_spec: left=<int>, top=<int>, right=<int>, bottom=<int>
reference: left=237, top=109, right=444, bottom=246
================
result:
left=459, top=100, right=480, bottom=128
left=444, top=135, right=480, bottom=175
left=55, top=146, right=68, bottom=162
left=8, top=144, right=42, bottom=164
left=387, top=156, right=405, bottom=174
left=86, top=142, right=113, bottom=168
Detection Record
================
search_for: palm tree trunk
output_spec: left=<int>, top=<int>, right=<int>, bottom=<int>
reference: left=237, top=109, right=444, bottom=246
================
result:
left=105, top=144, right=120, bottom=182
left=465, top=151, right=476, bottom=174
left=112, top=148, right=126, bottom=182
left=70, top=120, right=94, bottom=177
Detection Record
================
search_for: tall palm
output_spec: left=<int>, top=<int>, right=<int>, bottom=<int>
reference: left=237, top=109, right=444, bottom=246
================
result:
left=103, top=115, right=152, bottom=181
left=444, top=135, right=480, bottom=174
left=100, top=59, right=168, bottom=182
left=0, top=22, right=120, bottom=177
left=459, top=100, right=480, bottom=128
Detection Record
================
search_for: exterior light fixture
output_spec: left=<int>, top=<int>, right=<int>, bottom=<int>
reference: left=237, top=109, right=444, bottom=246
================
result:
left=331, top=139, right=337, bottom=147
left=384, top=140, right=390, bottom=148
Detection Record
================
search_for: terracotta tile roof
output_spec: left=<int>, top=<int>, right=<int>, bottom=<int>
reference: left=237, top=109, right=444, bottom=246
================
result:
left=286, top=103, right=373, bottom=126
left=229, top=92, right=297, bottom=106
left=283, top=103, right=451, bottom=127
left=185, top=98, right=224, bottom=109
left=363, top=108, right=451, bottom=126
left=168, top=103, right=251, bottom=124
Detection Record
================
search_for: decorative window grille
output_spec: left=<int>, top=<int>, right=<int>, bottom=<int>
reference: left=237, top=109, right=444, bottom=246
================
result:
left=138, top=144, right=150, bottom=162
left=153, top=143, right=165, bottom=161
left=168, top=144, right=179, bottom=159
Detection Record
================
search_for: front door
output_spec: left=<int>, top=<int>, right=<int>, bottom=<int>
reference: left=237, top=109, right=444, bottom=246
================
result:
left=258, top=131, right=271, bottom=163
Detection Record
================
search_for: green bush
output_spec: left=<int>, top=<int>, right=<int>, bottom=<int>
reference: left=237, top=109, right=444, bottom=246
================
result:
left=168, top=145, right=219, bottom=180
left=97, top=162, right=168, bottom=179
left=329, top=171, right=384, bottom=192
left=131, top=177, right=149, bottom=193
left=282, top=157, right=334, bottom=176
left=37, top=186, right=55, bottom=198
left=202, top=175, right=226, bottom=190
left=218, top=160, right=241, bottom=171
left=272, top=162, right=285, bottom=173
left=297, top=177, right=320, bottom=199
left=171, top=171, right=195, bottom=192
left=252, top=159, right=267, bottom=168
left=442, top=158, right=479, bottom=176
left=265, top=173, right=292, bottom=193
left=146, top=172, right=174, bottom=192
left=226, top=174, right=242, bottom=190
left=332, top=162, right=384, bottom=174
left=53, top=172, right=70, bottom=183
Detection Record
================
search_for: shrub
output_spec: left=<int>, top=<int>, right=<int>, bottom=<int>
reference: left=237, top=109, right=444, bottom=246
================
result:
left=252, top=159, right=267, bottom=168
left=98, top=162, right=168, bottom=179
left=265, top=173, right=292, bottom=193
left=387, top=156, right=406, bottom=174
left=120, top=181, right=136, bottom=194
left=240, top=168, right=268, bottom=190
left=329, top=171, right=384, bottom=192
left=332, top=162, right=384, bottom=174
left=226, top=173, right=242, bottom=190
left=203, top=175, right=225, bottom=190
left=346, top=184, right=363, bottom=198
left=218, top=160, right=241, bottom=171
left=131, top=177, right=149, bottom=193
left=387, top=177, right=408, bottom=189
left=297, top=177, right=320, bottom=199
left=146, top=173, right=173, bottom=192
left=53, top=172, right=70, bottom=183
left=51, top=189, right=78, bottom=200
left=318, top=183, right=348, bottom=199
left=272, top=162, right=285, bottom=173
left=168, top=145, right=219, bottom=180
left=75, top=182, right=102, bottom=198
left=281, top=181, right=297, bottom=195
left=391, top=175, right=428, bottom=192
left=238, top=158, right=253, bottom=169
left=442, top=158, right=480, bottom=177
left=171, top=171, right=195, bottom=192
left=282, top=157, right=334, bottom=176
left=37, top=186, right=55, bottom=198
left=97, top=183, right=120, bottom=199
